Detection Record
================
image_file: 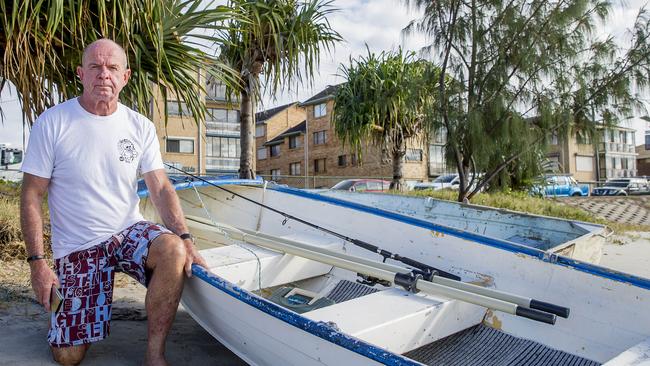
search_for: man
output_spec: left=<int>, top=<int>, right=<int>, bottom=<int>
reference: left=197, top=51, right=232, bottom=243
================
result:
left=20, top=38, right=208, bottom=366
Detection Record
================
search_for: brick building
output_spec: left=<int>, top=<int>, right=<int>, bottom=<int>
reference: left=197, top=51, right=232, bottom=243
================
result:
left=255, top=85, right=434, bottom=188
left=151, top=74, right=240, bottom=175
left=637, top=142, right=650, bottom=177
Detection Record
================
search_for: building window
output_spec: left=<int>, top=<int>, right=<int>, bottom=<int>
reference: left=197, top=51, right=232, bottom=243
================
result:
left=166, top=138, right=194, bottom=154
left=289, top=135, right=301, bottom=149
left=405, top=149, right=423, bottom=162
left=576, top=131, right=591, bottom=145
left=338, top=155, right=347, bottom=167
left=645, top=133, right=650, bottom=150
left=550, top=132, right=558, bottom=145
left=271, top=169, right=281, bottom=180
left=167, top=101, right=192, bottom=117
left=314, top=103, right=327, bottom=118
left=206, top=77, right=227, bottom=100
left=313, top=130, right=327, bottom=145
left=255, top=125, right=266, bottom=138
left=290, top=162, right=301, bottom=175
left=314, top=158, right=327, bottom=173
left=257, top=147, right=267, bottom=160
left=575, top=155, right=593, bottom=172
left=270, top=145, right=280, bottom=157
left=206, top=108, right=239, bottom=123
left=206, top=136, right=240, bottom=158
left=351, top=153, right=358, bottom=166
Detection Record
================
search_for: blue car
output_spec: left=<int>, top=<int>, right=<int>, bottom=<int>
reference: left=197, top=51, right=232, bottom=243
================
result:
left=531, top=175, right=589, bottom=197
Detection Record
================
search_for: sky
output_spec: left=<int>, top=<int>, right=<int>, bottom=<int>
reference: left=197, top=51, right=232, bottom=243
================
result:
left=1, top=0, right=648, bottom=151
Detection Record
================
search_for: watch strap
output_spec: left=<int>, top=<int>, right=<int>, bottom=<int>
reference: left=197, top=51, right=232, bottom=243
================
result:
left=26, top=255, right=46, bottom=263
left=179, top=233, right=193, bottom=241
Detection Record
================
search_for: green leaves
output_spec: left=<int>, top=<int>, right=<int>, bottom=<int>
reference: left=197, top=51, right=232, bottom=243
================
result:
left=1, top=0, right=240, bottom=125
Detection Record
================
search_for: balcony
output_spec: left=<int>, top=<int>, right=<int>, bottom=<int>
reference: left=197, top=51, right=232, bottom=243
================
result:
left=600, top=142, right=636, bottom=154
left=206, top=157, right=239, bottom=172
left=206, top=121, right=240, bottom=136
left=603, top=168, right=638, bottom=179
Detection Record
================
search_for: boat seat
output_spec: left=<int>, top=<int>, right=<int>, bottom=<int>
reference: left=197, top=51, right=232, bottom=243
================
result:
left=302, top=287, right=486, bottom=354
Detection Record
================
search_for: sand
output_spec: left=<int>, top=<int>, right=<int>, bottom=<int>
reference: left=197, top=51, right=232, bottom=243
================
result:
left=1, top=232, right=649, bottom=365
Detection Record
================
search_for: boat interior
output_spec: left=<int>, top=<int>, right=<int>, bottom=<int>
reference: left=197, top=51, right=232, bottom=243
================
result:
left=184, top=214, right=602, bottom=366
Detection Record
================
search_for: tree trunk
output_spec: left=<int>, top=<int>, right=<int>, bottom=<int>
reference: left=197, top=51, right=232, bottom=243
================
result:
left=239, top=88, right=255, bottom=179
left=390, top=149, right=406, bottom=191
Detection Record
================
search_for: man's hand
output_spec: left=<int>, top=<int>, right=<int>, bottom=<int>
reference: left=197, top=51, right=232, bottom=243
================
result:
left=182, top=240, right=208, bottom=278
left=29, top=260, right=59, bottom=312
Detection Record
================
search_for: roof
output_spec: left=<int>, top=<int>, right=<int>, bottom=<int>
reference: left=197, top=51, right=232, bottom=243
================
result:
left=255, top=102, right=297, bottom=125
left=264, top=120, right=306, bottom=146
left=300, top=84, right=343, bottom=106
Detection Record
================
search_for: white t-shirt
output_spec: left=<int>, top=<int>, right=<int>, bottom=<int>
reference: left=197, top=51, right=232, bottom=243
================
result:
left=22, top=98, right=164, bottom=259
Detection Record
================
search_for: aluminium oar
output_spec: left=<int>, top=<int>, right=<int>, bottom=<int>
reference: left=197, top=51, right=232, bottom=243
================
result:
left=186, top=216, right=563, bottom=325
left=165, top=163, right=460, bottom=281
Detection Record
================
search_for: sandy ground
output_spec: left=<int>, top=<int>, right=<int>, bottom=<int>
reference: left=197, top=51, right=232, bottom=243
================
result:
left=1, top=231, right=649, bottom=366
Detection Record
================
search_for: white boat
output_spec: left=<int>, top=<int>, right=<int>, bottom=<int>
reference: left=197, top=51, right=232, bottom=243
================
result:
left=138, top=177, right=650, bottom=366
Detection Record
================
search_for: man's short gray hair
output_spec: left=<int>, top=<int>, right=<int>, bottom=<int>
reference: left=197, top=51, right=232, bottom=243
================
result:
left=81, top=39, right=129, bottom=68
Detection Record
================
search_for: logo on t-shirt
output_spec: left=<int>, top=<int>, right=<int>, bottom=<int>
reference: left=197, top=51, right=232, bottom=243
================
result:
left=117, top=139, right=138, bottom=163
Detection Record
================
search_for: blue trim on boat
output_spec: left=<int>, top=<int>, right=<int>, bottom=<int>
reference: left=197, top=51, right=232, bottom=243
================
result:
left=191, top=265, right=422, bottom=366
left=137, top=175, right=263, bottom=198
left=267, top=185, right=650, bottom=291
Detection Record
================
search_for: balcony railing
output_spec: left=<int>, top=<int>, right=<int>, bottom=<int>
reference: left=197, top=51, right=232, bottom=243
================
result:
left=600, top=142, right=636, bottom=153
left=206, top=121, right=240, bottom=136
left=206, top=157, right=239, bottom=172
left=603, top=168, right=638, bottom=178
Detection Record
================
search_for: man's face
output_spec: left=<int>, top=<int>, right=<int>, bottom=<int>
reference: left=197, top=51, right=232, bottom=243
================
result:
left=76, top=42, right=131, bottom=105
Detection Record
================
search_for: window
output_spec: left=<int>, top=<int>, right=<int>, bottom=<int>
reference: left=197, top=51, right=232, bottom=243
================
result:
left=206, top=77, right=227, bottom=100
left=290, top=162, right=301, bottom=175
left=314, top=158, right=327, bottom=173
left=271, top=169, right=281, bottom=180
left=313, top=130, right=327, bottom=145
left=550, top=132, right=558, bottom=145
left=405, top=149, right=423, bottom=162
left=255, top=125, right=266, bottom=138
left=314, top=103, right=327, bottom=118
left=166, top=138, right=194, bottom=153
left=575, top=156, right=593, bottom=172
left=270, top=145, right=280, bottom=157
left=350, top=153, right=358, bottom=166
left=206, top=108, right=239, bottom=123
left=338, top=155, right=347, bottom=167
left=167, top=101, right=192, bottom=117
left=257, top=147, right=267, bottom=160
left=289, top=135, right=301, bottom=149
left=645, top=133, right=650, bottom=150
left=206, top=136, right=240, bottom=158
left=622, top=158, right=629, bottom=170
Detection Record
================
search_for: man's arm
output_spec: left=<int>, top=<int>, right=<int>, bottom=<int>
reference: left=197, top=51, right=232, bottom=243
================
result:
left=143, top=169, right=208, bottom=277
left=20, top=173, right=58, bottom=311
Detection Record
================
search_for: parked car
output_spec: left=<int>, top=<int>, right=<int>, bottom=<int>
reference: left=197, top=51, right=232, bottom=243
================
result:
left=530, top=175, right=589, bottom=197
left=413, top=174, right=459, bottom=191
left=592, top=178, right=650, bottom=196
left=331, top=179, right=391, bottom=192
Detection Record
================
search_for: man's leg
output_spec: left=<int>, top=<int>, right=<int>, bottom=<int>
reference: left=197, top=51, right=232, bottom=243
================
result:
left=143, top=233, right=187, bottom=365
left=50, top=344, right=90, bottom=366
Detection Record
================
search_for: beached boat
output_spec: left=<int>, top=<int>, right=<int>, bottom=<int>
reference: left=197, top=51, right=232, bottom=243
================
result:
left=138, top=177, right=650, bottom=366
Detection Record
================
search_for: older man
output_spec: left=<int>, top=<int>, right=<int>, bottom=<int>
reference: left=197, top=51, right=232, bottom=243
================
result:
left=20, top=38, right=207, bottom=366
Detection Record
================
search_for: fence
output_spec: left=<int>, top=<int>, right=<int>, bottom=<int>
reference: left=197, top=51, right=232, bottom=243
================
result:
left=257, top=174, right=397, bottom=190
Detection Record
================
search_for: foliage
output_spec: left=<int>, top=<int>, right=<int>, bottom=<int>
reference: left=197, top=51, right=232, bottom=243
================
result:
left=333, top=49, right=437, bottom=190
left=404, top=0, right=650, bottom=201
left=0, top=0, right=239, bottom=125
left=217, top=0, right=341, bottom=178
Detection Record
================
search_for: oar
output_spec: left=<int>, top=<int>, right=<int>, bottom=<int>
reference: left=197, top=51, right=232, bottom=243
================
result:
left=186, top=216, right=561, bottom=325
left=187, top=214, right=569, bottom=319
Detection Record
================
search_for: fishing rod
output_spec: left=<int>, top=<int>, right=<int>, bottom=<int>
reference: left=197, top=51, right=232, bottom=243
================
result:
left=164, top=163, right=460, bottom=281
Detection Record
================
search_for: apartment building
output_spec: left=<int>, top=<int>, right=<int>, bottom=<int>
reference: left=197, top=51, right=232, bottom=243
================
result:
left=151, top=75, right=241, bottom=175
left=255, top=85, right=436, bottom=187
left=547, top=125, right=637, bottom=181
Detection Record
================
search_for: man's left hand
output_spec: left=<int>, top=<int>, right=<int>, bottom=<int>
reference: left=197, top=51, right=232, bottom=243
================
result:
left=182, top=240, right=208, bottom=278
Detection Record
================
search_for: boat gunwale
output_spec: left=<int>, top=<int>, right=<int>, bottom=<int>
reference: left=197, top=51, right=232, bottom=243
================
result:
left=139, top=178, right=650, bottom=291
left=190, top=264, right=422, bottom=366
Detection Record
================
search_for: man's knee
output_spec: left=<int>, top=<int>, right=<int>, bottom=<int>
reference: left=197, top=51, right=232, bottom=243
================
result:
left=149, top=234, right=187, bottom=269
left=51, top=344, right=89, bottom=366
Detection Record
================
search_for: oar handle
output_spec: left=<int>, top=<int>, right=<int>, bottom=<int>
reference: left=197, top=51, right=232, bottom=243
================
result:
left=530, top=299, right=570, bottom=318
left=515, top=306, right=556, bottom=325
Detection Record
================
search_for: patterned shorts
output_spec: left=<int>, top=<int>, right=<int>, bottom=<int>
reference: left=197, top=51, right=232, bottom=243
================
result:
left=48, top=221, right=171, bottom=348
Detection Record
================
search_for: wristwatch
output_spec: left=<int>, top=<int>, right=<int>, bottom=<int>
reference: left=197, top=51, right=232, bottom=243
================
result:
left=180, top=233, right=194, bottom=244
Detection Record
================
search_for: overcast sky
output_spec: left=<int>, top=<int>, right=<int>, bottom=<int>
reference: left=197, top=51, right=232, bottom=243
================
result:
left=1, top=0, right=648, bottom=150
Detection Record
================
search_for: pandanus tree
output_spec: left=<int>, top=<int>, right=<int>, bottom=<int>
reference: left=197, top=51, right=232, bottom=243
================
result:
left=333, top=49, right=436, bottom=191
left=218, top=0, right=341, bottom=179
left=0, top=0, right=239, bottom=125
